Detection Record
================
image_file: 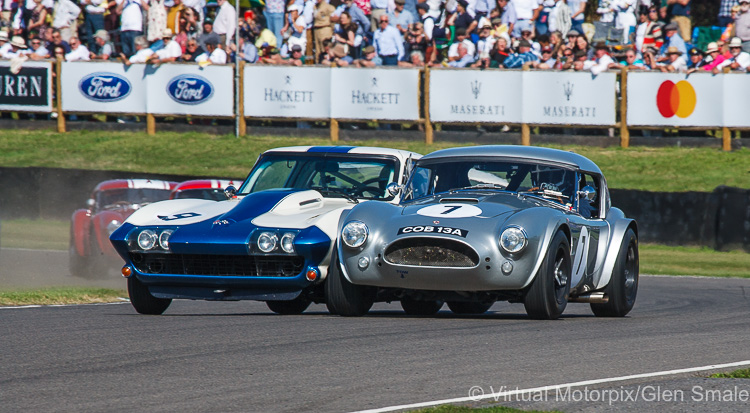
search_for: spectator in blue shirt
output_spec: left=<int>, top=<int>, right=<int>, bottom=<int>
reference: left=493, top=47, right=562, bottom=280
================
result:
left=374, top=14, right=405, bottom=65
left=389, top=0, right=416, bottom=36
left=448, top=42, right=476, bottom=67
left=333, top=0, right=371, bottom=36
left=658, top=22, right=687, bottom=61
left=503, top=39, right=540, bottom=68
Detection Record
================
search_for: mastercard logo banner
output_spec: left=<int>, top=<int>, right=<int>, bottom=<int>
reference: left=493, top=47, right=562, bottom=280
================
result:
left=656, top=80, right=697, bottom=118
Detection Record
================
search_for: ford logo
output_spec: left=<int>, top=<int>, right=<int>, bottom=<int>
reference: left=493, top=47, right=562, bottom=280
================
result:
left=166, top=74, right=214, bottom=105
left=78, top=72, right=131, bottom=102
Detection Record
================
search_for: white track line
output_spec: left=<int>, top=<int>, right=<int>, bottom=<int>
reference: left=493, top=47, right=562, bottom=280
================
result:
left=352, top=360, right=750, bottom=413
left=0, top=300, right=129, bottom=310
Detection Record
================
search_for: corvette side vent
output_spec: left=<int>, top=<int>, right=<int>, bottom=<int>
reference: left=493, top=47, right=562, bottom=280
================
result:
left=384, top=238, right=479, bottom=268
left=439, top=198, right=479, bottom=204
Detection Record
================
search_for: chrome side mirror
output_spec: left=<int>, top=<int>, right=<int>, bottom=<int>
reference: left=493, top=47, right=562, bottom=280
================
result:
left=386, top=182, right=403, bottom=197
left=224, top=185, right=237, bottom=199
left=86, top=198, right=95, bottom=209
left=578, top=185, right=596, bottom=202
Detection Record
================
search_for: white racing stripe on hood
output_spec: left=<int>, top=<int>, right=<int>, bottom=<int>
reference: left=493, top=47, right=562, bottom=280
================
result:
left=124, top=198, right=239, bottom=226
left=252, top=191, right=356, bottom=239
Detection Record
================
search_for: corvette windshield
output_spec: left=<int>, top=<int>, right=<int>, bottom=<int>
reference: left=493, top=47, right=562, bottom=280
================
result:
left=238, top=153, right=398, bottom=200
left=403, top=159, right=575, bottom=205
left=96, top=188, right=172, bottom=210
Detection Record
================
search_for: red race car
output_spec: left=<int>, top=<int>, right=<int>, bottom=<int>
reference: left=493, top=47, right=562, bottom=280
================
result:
left=69, top=179, right=177, bottom=278
left=169, top=179, right=243, bottom=201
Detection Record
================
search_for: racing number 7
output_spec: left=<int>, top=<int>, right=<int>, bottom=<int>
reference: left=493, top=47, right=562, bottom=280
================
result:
left=441, top=206, right=462, bottom=215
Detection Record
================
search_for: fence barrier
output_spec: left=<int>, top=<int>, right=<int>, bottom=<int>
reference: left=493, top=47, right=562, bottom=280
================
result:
left=1, top=59, right=748, bottom=151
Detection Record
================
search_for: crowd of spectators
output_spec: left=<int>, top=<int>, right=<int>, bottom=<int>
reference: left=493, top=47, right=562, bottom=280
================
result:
left=0, top=0, right=748, bottom=73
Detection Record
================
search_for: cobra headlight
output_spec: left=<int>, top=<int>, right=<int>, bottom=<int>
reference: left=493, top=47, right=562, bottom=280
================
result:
left=158, top=229, right=174, bottom=250
left=342, top=221, right=369, bottom=248
left=106, top=220, right=122, bottom=236
left=137, top=229, right=158, bottom=250
left=500, top=227, right=527, bottom=254
left=257, top=232, right=278, bottom=253
left=280, top=233, right=295, bottom=254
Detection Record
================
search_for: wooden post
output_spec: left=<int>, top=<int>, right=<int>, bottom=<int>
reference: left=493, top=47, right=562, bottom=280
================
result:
left=423, top=67, right=433, bottom=144
left=330, top=118, right=339, bottom=142
left=620, top=67, right=630, bottom=148
left=55, top=57, right=65, bottom=133
left=521, top=65, right=531, bottom=146
left=147, top=114, right=156, bottom=135
left=722, top=127, right=732, bottom=151
left=239, top=61, right=246, bottom=136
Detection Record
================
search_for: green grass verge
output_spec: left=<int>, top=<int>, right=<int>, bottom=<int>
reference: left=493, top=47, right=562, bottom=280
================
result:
left=413, top=405, right=559, bottom=413
left=0, top=287, right=127, bottom=306
left=710, top=368, right=750, bottom=379
left=640, top=244, right=750, bottom=278
left=0, top=129, right=749, bottom=192
left=1, top=218, right=69, bottom=250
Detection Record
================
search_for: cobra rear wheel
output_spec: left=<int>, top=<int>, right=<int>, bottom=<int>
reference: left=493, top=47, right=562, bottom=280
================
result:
left=524, top=231, right=571, bottom=320
left=127, top=276, right=171, bottom=315
left=591, top=228, right=639, bottom=317
left=446, top=301, right=494, bottom=315
left=267, top=297, right=311, bottom=315
left=325, top=249, right=374, bottom=316
left=401, top=297, right=443, bottom=315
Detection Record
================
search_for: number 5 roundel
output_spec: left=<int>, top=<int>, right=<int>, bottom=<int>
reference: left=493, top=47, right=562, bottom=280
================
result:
left=416, top=204, right=482, bottom=218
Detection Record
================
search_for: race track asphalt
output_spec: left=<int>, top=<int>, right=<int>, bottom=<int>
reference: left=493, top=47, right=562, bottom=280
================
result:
left=2, top=269, right=750, bottom=413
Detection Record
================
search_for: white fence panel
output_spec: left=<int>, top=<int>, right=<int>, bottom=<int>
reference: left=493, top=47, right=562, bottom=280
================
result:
left=146, top=64, right=234, bottom=116
left=61, top=62, right=146, bottom=113
left=244, top=65, right=331, bottom=118
left=429, top=69, right=523, bottom=123
left=522, top=71, right=617, bottom=125
left=330, top=68, right=420, bottom=120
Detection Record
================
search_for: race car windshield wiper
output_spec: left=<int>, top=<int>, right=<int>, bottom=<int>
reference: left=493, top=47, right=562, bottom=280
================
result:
left=451, top=183, right=507, bottom=192
left=311, top=187, right=359, bottom=204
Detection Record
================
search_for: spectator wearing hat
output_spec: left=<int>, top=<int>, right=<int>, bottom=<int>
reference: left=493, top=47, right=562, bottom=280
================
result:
left=534, top=45, right=557, bottom=69
left=24, top=35, right=49, bottom=60
left=685, top=47, right=709, bottom=71
left=1, top=35, right=27, bottom=59
left=51, top=0, right=81, bottom=43
left=389, top=0, right=416, bottom=36
left=666, top=0, right=691, bottom=42
left=0, top=31, right=11, bottom=57
left=81, top=0, right=107, bottom=50
left=264, top=0, right=286, bottom=46
left=416, top=3, right=436, bottom=42
left=323, top=42, right=350, bottom=66
left=503, top=38, right=539, bottom=68
left=356, top=45, right=381, bottom=67
left=120, top=36, right=154, bottom=65
left=213, top=0, right=236, bottom=47
left=196, top=37, right=228, bottom=65
left=567, top=0, right=588, bottom=36
left=313, top=0, right=335, bottom=61
left=65, top=36, right=91, bottom=61
left=475, top=18, right=496, bottom=60
left=659, top=22, right=686, bottom=59
left=719, top=0, right=740, bottom=27
left=199, top=19, right=220, bottom=51
left=588, top=41, right=616, bottom=74
left=285, top=44, right=305, bottom=66
left=696, top=42, right=728, bottom=72
left=737, top=0, right=750, bottom=53
left=89, top=29, right=113, bottom=60
left=116, top=0, right=147, bottom=59
left=565, top=30, right=580, bottom=47
left=715, top=36, right=750, bottom=72
left=374, top=14, right=404, bottom=65
left=284, top=3, right=308, bottom=53
left=150, top=28, right=182, bottom=63
left=657, top=46, right=687, bottom=72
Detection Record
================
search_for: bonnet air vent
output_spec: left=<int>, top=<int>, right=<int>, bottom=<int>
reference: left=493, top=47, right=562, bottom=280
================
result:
left=439, top=198, right=479, bottom=204
left=299, top=198, right=322, bottom=207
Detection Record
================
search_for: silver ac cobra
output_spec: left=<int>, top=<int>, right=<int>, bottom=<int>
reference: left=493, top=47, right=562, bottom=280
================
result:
left=327, top=145, right=639, bottom=320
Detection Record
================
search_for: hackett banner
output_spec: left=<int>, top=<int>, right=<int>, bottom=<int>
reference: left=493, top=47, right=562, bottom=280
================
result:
left=627, top=72, right=723, bottom=127
left=0, top=61, right=52, bottom=112
left=330, top=68, right=420, bottom=120
left=62, top=62, right=146, bottom=113
left=429, top=69, right=522, bottom=123
left=522, top=71, right=617, bottom=125
left=244, top=66, right=330, bottom=118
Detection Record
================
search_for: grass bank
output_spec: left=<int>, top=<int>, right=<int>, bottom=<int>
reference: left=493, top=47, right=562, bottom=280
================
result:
left=710, top=368, right=750, bottom=379
left=0, top=287, right=126, bottom=306
left=0, top=129, right=748, bottom=192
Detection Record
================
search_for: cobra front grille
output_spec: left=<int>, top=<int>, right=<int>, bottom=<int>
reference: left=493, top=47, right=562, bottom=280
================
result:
left=129, top=253, right=305, bottom=277
left=384, top=238, right=479, bottom=267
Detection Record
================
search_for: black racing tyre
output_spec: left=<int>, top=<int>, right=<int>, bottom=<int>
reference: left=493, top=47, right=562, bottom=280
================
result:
left=400, top=297, right=443, bottom=315
left=446, top=301, right=494, bottom=315
left=266, top=297, right=311, bottom=315
left=325, top=249, right=374, bottom=316
left=591, top=228, right=639, bottom=317
left=524, top=231, right=571, bottom=320
left=127, top=276, right=171, bottom=315
left=68, top=230, right=90, bottom=278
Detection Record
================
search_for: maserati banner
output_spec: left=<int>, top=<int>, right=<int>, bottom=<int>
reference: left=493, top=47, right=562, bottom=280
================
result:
left=522, top=71, right=617, bottom=125
left=429, top=69, right=522, bottom=123
left=244, top=65, right=330, bottom=118
left=330, top=68, right=420, bottom=120
left=61, top=62, right=146, bottom=113
left=0, top=61, right=52, bottom=112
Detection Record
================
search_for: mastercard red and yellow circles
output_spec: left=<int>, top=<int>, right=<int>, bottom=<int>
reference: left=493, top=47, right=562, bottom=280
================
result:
left=656, top=80, right=697, bottom=118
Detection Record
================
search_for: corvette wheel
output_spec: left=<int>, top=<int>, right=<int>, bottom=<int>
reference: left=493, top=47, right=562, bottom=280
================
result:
left=524, top=231, right=571, bottom=320
left=591, top=228, right=639, bottom=317
left=401, top=297, right=443, bottom=315
left=325, top=249, right=374, bottom=316
left=127, top=276, right=171, bottom=315
left=266, top=297, right=311, bottom=315
left=447, top=301, right=494, bottom=315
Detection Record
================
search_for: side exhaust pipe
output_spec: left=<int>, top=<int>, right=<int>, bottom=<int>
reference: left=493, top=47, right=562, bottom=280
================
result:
left=569, top=292, right=609, bottom=304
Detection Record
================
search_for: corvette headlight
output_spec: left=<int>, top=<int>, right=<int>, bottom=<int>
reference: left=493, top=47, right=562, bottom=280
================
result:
left=280, top=233, right=295, bottom=253
left=342, top=221, right=368, bottom=248
left=137, top=229, right=158, bottom=250
left=158, top=229, right=174, bottom=250
left=500, top=227, right=527, bottom=253
left=106, top=220, right=122, bottom=236
left=257, top=232, right=278, bottom=253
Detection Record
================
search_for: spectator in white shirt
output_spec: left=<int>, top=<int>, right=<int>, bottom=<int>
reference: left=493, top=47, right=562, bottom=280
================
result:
left=589, top=41, right=616, bottom=74
left=150, top=28, right=183, bottom=63
left=715, top=37, right=750, bottom=72
left=120, top=35, right=154, bottom=65
left=213, top=0, right=236, bottom=46
left=116, top=0, right=149, bottom=59
left=2, top=36, right=27, bottom=59
left=196, top=37, right=228, bottom=64
left=658, top=46, right=687, bottom=72
left=65, top=36, right=91, bottom=61
left=24, top=36, right=50, bottom=59
left=51, top=0, right=81, bottom=42
left=89, top=29, right=113, bottom=59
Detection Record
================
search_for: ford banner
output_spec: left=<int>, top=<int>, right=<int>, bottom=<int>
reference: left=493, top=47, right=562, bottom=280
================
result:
left=0, top=61, right=52, bottom=112
left=146, top=65, right=233, bottom=116
left=62, top=62, right=146, bottom=113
